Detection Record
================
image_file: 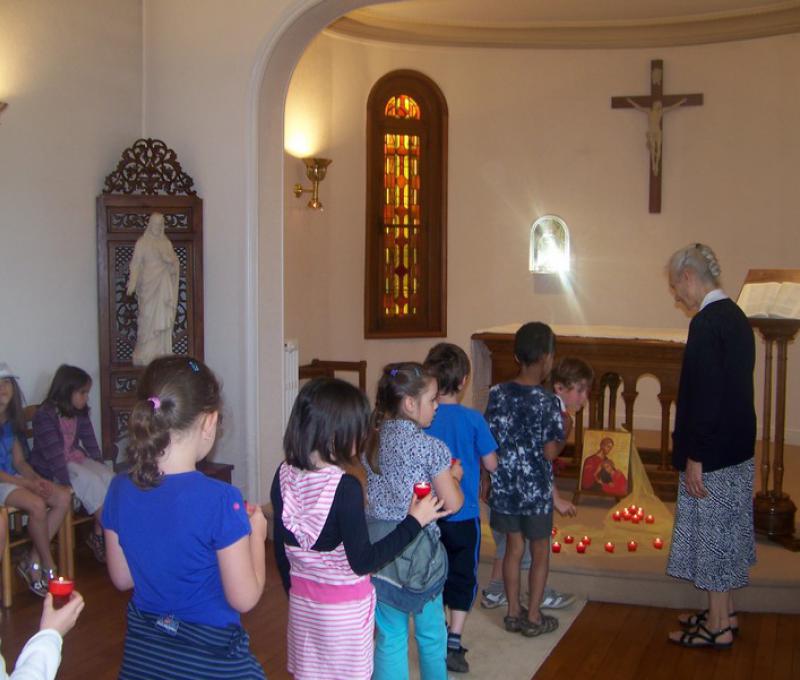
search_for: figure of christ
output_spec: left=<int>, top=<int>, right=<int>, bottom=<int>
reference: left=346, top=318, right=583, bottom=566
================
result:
left=580, top=436, right=615, bottom=492
left=626, top=97, right=687, bottom=176
left=126, top=212, right=180, bottom=366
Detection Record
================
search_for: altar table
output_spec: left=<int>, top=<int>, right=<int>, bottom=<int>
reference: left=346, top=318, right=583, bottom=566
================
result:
left=471, top=324, right=687, bottom=470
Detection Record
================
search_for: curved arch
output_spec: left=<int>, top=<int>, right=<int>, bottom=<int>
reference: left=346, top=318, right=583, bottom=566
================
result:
left=248, top=0, right=386, bottom=500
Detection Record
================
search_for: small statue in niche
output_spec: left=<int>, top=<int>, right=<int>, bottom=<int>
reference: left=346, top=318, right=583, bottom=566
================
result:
left=127, top=212, right=180, bottom=366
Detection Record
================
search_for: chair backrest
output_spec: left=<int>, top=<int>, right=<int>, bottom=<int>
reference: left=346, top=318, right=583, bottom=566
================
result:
left=298, top=359, right=367, bottom=391
left=20, top=403, right=39, bottom=458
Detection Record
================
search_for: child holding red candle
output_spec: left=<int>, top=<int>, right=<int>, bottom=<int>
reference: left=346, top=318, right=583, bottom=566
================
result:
left=271, top=377, right=448, bottom=680
left=485, top=323, right=572, bottom=638
left=365, top=363, right=464, bottom=680
left=422, top=343, right=498, bottom=673
left=102, top=357, right=267, bottom=679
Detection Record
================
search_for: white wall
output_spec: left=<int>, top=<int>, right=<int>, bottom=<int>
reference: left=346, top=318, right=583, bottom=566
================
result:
left=0, top=0, right=142, bottom=427
left=284, top=32, right=800, bottom=441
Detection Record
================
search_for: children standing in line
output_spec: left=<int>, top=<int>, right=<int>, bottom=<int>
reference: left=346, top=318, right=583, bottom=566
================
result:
left=0, top=363, right=71, bottom=595
left=103, top=357, right=267, bottom=679
left=422, top=343, right=497, bottom=674
left=485, top=322, right=573, bottom=637
left=365, top=363, right=464, bottom=680
left=31, top=365, right=113, bottom=563
left=271, top=378, right=448, bottom=680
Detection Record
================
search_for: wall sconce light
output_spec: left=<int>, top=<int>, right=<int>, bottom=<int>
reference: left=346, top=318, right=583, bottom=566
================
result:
left=293, top=157, right=332, bottom=210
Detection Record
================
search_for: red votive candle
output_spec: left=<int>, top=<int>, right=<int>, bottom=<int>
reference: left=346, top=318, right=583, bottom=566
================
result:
left=413, top=482, right=431, bottom=499
left=576, top=541, right=587, bottom=554
left=581, top=535, right=591, bottom=545
left=631, top=515, right=641, bottom=524
left=627, top=540, right=638, bottom=552
left=48, top=577, right=74, bottom=609
left=645, top=514, right=655, bottom=524
left=612, top=511, right=622, bottom=522
left=552, top=541, right=562, bottom=554
left=551, top=526, right=558, bottom=537
left=604, top=541, right=615, bottom=553
left=653, top=537, right=664, bottom=550
left=563, top=534, right=575, bottom=544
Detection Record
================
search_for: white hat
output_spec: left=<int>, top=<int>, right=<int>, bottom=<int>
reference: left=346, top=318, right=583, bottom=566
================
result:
left=0, top=363, right=19, bottom=380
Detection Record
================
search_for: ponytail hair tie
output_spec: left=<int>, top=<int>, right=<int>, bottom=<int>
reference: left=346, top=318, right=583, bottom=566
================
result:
left=148, top=396, right=161, bottom=411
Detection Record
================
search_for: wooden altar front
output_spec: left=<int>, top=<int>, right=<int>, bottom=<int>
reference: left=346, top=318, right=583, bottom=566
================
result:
left=471, top=325, right=686, bottom=499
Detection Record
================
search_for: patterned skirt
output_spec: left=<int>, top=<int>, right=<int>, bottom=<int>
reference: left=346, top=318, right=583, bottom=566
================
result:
left=119, top=603, right=266, bottom=679
left=667, top=458, right=756, bottom=591
left=287, top=582, right=376, bottom=680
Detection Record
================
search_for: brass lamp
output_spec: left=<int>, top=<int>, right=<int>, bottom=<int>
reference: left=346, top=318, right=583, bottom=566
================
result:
left=293, top=157, right=332, bottom=210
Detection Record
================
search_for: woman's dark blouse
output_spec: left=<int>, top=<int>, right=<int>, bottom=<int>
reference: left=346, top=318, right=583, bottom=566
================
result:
left=672, top=298, right=756, bottom=473
left=270, top=468, right=422, bottom=594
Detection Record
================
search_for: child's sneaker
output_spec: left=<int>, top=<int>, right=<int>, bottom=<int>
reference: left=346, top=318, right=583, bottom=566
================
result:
left=446, top=645, right=469, bottom=673
left=480, top=588, right=507, bottom=609
left=86, top=532, right=106, bottom=563
left=541, top=587, right=575, bottom=609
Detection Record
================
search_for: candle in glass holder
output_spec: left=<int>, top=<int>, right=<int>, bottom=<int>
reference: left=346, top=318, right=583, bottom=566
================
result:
left=581, top=535, right=591, bottom=545
left=627, top=540, right=638, bottom=552
left=563, top=534, right=574, bottom=544
left=576, top=541, right=587, bottom=554
left=653, top=537, right=664, bottom=550
left=604, top=541, right=615, bottom=553
left=645, top=514, right=655, bottom=524
left=631, top=515, right=641, bottom=525
left=552, top=541, right=562, bottom=554
left=612, top=511, right=622, bottom=522
left=622, top=509, right=631, bottom=521
left=48, top=577, right=74, bottom=609
left=413, top=482, right=431, bottom=499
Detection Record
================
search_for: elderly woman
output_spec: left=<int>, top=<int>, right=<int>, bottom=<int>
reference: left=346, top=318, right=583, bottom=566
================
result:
left=665, top=243, right=756, bottom=649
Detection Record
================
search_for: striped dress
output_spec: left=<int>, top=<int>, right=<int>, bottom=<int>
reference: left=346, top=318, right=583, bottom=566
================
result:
left=280, top=463, right=376, bottom=680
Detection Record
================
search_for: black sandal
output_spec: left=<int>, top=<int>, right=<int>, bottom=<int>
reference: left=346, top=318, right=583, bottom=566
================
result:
left=671, top=623, right=734, bottom=649
left=503, top=607, right=528, bottom=633
left=679, top=609, right=739, bottom=635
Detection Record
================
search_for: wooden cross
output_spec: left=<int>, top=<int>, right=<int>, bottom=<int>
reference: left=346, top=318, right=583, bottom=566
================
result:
left=612, top=60, right=703, bottom=213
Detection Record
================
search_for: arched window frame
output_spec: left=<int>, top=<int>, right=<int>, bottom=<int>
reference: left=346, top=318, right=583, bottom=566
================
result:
left=365, top=70, right=448, bottom=338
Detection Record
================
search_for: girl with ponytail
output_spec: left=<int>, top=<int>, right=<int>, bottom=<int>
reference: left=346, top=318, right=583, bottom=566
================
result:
left=102, top=356, right=268, bottom=679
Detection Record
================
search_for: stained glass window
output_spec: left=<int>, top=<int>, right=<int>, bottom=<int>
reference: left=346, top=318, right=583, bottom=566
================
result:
left=366, top=72, right=447, bottom=338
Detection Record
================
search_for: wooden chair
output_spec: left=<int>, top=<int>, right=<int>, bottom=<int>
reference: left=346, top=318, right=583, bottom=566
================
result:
left=298, top=359, right=367, bottom=391
left=1, top=405, right=71, bottom=607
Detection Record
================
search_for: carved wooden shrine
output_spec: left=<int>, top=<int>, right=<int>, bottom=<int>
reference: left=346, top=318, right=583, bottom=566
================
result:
left=96, top=139, right=204, bottom=462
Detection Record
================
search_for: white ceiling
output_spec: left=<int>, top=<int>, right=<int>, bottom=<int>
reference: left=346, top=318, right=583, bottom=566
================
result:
left=330, top=0, right=800, bottom=48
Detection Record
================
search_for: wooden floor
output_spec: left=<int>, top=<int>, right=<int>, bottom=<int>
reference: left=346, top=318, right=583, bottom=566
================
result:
left=2, top=543, right=799, bottom=679
left=535, top=601, right=800, bottom=680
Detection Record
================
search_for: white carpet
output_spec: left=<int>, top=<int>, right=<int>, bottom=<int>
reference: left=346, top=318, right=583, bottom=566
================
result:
left=407, top=561, right=586, bottom=679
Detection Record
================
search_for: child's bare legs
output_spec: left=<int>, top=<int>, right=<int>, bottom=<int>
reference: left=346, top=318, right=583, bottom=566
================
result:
left=503, top=532, right=525, bottom=618
left=7, top=489, right=58, bottom=571
left=526, top=537, right=550, bottom=623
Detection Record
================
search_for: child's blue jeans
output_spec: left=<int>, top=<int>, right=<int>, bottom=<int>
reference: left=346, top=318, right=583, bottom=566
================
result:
left=373, top=594, right=447, bottom=680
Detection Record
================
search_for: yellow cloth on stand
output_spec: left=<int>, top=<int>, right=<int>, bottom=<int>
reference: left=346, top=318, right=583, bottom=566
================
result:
left=554, top=440, right=674, bottom=554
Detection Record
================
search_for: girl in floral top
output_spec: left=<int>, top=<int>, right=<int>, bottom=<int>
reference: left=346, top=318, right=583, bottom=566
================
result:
left=365, top=362, right=463, bottom=680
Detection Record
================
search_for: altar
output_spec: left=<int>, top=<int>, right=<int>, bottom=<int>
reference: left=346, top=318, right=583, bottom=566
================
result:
left=471, top=324, right=687, bottom=497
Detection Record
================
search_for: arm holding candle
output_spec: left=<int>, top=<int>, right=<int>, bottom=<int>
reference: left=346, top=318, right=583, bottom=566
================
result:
left=217, top=505, right=267, bottom=613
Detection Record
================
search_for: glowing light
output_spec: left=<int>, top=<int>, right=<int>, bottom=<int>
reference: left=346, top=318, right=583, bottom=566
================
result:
left=530, top=214, right=570, bottom=274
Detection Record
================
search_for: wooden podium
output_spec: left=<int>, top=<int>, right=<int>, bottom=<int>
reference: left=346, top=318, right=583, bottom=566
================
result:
left=741, top=270, right=800, bottom=550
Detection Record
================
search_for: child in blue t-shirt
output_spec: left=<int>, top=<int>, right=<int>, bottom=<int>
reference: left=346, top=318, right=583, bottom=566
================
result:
left=103, top=357, right=267, bottom=679
left=485, top=322, right=572, bottom=638
left=423, top=343, right=497, bottom=673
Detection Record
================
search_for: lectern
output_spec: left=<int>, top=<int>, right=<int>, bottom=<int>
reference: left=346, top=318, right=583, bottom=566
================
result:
left=740, top=269, right=800, bottom=550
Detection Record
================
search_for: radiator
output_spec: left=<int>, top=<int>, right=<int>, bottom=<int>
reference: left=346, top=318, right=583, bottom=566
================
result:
left=283, top=339, right=299, bottom=431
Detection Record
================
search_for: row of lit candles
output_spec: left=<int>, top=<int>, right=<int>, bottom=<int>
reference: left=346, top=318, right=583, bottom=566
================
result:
left=552, top=537, right=664, bottom=553
left=613, top=504, right=654, bottom=524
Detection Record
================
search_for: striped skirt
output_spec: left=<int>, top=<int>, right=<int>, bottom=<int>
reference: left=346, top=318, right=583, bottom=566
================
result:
left=287, top=577, right=376, bottom=680
left=667, top=458, right=756, bottom=591
left=119, top=603, right=266, bottom=679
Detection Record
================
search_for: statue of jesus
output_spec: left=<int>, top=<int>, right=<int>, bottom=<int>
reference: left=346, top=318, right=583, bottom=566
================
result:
left=626, top=97, right=687, bottom=176
left=126, top=212, right=180, bottom=366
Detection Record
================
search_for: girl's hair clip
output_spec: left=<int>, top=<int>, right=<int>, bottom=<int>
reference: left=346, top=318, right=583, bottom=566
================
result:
left=188, top=360, right=200, bottom=373
left=389, top=368, right=399, bottom=377
left=148, top=396, right=161, bottom=411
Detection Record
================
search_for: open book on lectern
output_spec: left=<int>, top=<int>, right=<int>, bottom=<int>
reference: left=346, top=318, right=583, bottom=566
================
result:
left=737, top=281, right=800, bottom=319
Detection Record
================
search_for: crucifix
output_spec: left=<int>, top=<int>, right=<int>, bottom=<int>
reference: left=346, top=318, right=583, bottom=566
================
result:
left=612, top=60, right=703, bottom=213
